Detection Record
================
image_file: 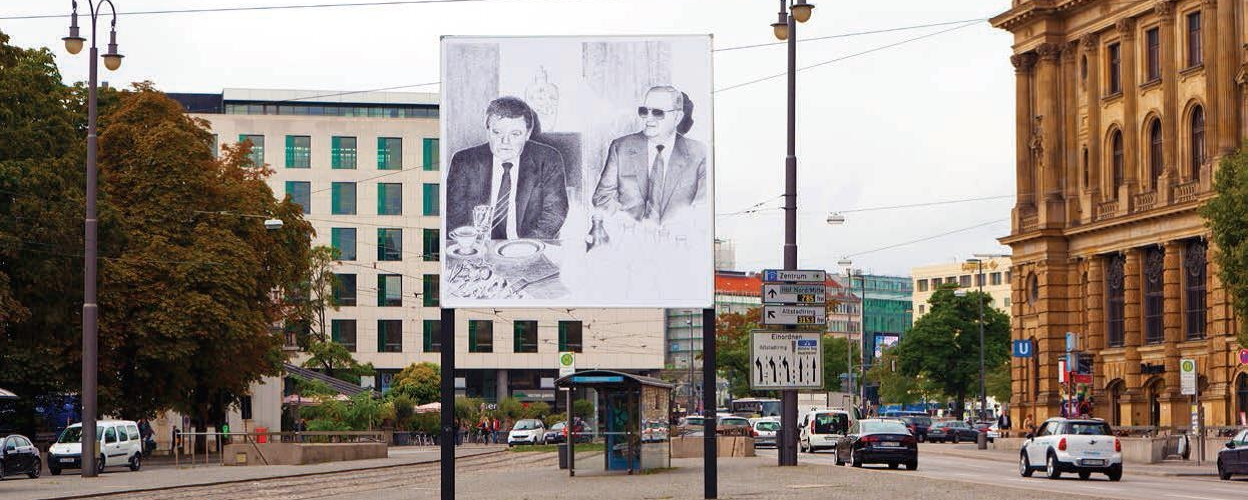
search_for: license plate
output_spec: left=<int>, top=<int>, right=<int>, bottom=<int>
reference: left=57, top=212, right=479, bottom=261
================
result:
left=878, top=442, right=900, bottom=447
left=1081, top=459, right=1105, bottom=466
left=61, top=458, right=74, bottom=463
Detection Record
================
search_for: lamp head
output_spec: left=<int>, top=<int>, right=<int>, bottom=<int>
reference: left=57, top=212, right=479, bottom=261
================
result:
left=791, top=1, right=814, bottom=23
left=103, top=26, right=123, bottom=71
left=771, top=11, right=789, bottom=40
left=826, top=212, right=845, bottom=225
left=64, top=2, right=84, bottom=54
left=838, top=258, right=853, bottom=268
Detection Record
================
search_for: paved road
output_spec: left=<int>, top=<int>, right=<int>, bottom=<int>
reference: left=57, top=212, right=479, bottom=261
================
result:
left=758, top=445, right=1248, bottom=500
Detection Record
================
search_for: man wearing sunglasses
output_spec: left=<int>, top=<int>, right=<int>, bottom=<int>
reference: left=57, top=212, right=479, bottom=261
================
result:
left=592, top=85, right=708, bottom=226
left=446, top=96, right=569, bottom=240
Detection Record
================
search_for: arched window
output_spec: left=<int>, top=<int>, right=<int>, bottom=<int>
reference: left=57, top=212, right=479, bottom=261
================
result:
left=1191, top=106, right=1206, bottom=180
left=1146, top=378, right=1165, bottom=426
left=1111, top=130, right=1124, bottom=193
left=1108, top=380, right=1125, bottom=426
left=1149, top=119, right=1163, bottom=184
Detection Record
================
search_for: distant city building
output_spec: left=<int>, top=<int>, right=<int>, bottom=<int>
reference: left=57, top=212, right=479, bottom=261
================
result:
left=833, top=272, right=912, bottom=404
left=911, top=256, right=1013, bottom=318
left=714, top=239, right=736, bottom=271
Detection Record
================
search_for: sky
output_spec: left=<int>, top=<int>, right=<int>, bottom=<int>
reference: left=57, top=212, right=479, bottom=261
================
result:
left=0, top=0, right=1018, bottom=277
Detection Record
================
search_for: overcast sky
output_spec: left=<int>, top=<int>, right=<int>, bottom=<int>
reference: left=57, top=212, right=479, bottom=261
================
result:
left=1, top=0, right=1017, bottom=277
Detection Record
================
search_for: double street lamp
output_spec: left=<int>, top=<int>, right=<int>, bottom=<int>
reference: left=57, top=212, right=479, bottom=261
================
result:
left=62, top=0, right=125, bottom=478
left=964, top=254, right=1008, bottom=422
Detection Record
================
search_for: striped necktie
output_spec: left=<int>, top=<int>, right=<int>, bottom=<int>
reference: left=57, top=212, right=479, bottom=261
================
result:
left=492, top=162, right=513, bottom=239
left=645, top=145, right=665, bottom=219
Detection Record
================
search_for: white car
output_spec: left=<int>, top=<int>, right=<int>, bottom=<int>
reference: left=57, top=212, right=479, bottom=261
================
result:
left=751, top=418, right=780, bottom=448
left=507, top=419, right=547, bottom=446
left=798, top=410, right=853, bottom=453
left=48, top=420, right=144, bottom=475
left=1019, top=418, right=1121, bottom=481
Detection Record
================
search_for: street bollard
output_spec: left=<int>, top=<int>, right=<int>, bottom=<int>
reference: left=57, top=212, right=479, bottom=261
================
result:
left=977, top=430, right=987, bottom=450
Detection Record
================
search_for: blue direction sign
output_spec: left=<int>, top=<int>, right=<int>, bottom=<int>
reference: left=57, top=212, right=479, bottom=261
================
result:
left=1012, top=340, right=1034, bottom=358
left=762, top=269, right=826, bottom=283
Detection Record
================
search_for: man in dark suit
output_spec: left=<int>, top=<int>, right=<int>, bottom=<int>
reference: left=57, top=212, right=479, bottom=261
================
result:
left=592, top=86, right=707, bottom=225
left=446, top=97, right=568, bottom=240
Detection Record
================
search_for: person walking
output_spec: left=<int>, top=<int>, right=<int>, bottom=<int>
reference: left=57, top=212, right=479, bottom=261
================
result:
left=492, top=417, right=502, bottom=445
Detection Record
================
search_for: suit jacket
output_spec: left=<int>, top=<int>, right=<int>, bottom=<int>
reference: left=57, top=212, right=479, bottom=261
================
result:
left=592, top=132, right=707, bottom=223
left=446, top=140, right=569, bottom=239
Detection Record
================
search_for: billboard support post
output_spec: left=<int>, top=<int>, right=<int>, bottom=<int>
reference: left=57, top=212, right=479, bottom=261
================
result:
left=702, top=308, right=717, bottom=499
left=440, top=307, right=455, bottom=500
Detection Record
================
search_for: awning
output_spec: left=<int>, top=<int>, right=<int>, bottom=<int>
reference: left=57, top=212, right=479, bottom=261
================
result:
left=415, top=402, right=441, bottom=414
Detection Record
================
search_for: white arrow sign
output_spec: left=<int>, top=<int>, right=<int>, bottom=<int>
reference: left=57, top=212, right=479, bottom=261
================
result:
left=751, top=331, right=823, bottom=389
left=762, top=305, right=826, bottom=326
left=762, top=284, right=826, bottom=305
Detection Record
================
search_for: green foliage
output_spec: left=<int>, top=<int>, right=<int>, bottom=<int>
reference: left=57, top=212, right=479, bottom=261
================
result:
left=866, top=348, right=943, bottom=406
left=302, top=340, right=373, bottom=385
left=1201, top=146, right=1248, bottom=347
left=293, top=376, right=337, bottom=398
left=821, top=336, right=859, bottom=393
left=455, top=396, right=483, bottom=424
left=388, top=362, right=440, bottom=405
left=572, top=399, right=595, bottom=419
left=411, top=412, right=440, bottom=434
left=392, top=394, right=416, bottom=430
left=892, top=288, right=1010, bottom=419
left=985, top=359, right=1012, bottom=404
left=298, top=392, right=383, bottom=431
left=714, top=308, right=759, bottom=398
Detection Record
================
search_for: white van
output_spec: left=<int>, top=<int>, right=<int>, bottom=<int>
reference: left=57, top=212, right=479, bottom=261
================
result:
left=798, top=409, right=853, bottom=453
left=47, top=420, right=143, bottom=475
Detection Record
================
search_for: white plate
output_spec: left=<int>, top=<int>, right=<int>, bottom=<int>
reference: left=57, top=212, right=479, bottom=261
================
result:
left=493, top=239, right=546, bottom=259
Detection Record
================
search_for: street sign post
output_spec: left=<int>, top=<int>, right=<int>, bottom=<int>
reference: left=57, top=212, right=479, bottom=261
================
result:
left=750, top=331, right=823, bottom=389
left=762, top=305, right=826, bottom=326
left=762, top=284, right=825, bottom=305
left=762, top=269, right=826, bottom=283
left=1180, top=358, right=1197, bottom=396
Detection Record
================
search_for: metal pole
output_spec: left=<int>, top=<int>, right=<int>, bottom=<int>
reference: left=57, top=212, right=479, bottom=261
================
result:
left=778, top=0, right=800, bottom=468
left=858, top=273, right=866, bottom=414
left=846, top=269, right=853, bottom=410
left=567, top=385, right=575, bottom=476
left=702, top=308, right=717, bottom=499
left=81, top=1, right=101, bottom=477
left=977, top=261, right=986, bottom=421
left=688, top=312, right=695, bottom=415
left=440, top=308, right=455, bottom=500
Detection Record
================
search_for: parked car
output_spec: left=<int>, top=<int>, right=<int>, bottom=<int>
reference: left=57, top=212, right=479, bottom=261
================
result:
left=544, top=421, right=592, bottom=445
left=799, top=409, right=853, bottom=453
left=985, top=423, right=1001, bottom=443
left=0, top=434, right=42, bottom=480
left=507, top=419, right=547, bottom=446
left=834, top=418, right=918, bottom=470
left=896, top=416, right=932, bottom=443
left=927, top=421, right=979, bottom=443
left=1216, top=428, right=1248, bottom=480
left=717, top=415, right=752, bottom=436
left=751, top=418, right=780, bottom=448
left=1019, top=418, right=1121, bottom=481
left=47, top=421, right=143, bottom=475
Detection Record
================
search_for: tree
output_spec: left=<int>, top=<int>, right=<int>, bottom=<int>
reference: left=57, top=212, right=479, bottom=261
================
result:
left=714, top=308, right=760, bottom=398
left=866, top=348, right=944, bottom=406
left=821, top=336, right=859, bottom=394
left=985, top=359, right=1012, bottom=404
left=389, top=362, right=440, bottom=405
left=892, top=287, right=1010, bottom=419
left=1201, top=147, right=1248, bottom=347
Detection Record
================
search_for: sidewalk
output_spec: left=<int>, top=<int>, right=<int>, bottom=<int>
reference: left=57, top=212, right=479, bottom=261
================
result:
left=919, top=442, right=1218, bottom=477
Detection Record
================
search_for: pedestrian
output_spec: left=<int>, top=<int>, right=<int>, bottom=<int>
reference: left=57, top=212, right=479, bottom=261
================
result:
left=479, top=417, right=490, bottom=444
left=172, top=427, right=182, bottom=454
left=454, top=418, right=464, bottom=446
left=492, top=416, right=502, bottom=445
left=1023, top=414, right=1035, bottom=436
left=138, top=418, right=155, bottom=456
left=295, top=418, right=307, bottom=443
left=997, top=411, right=1012, bottom=438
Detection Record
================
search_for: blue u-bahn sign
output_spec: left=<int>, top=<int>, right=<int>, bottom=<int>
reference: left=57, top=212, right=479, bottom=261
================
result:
left=1012, top=340, right=1034, bottom=358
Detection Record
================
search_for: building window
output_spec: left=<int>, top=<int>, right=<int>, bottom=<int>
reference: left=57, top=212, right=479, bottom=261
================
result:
left=423, top=183, right=440, bottom=216
left=333, top=273, right=357, bottom=306
left=916, top=279, right=928, bottom=292
left=1080, top=55, right=1087, bottom=84
left=285, top=181, right=310, bottom=214
left=1145, top=27, right=1160, bottom=82
left=975, top=274, right=985, bottom=287
left=1111, top=129, right=1124, bottom=193
left=378, top=183, right=403, bottom=215
left=990, top=272, right=1002, bottom=286
left=1184, top=240, right=1207, bottom=340
left=378, top=228, right=402, bottom=261
left=285, top=135, right=311, bottom=168
left=918, top=304, right=925, bottom=315
left=330, top=227, right=356, bottom=261
left=423, top=228, right=440, bottom=262
left=1149, top=119, right=1163, bottom=185
left=378, top=137, right=403, bottom=170
left=378, top=274, right=402, bottom=307
left=1144, top=247, right=1165, bottom=344
left=423, top=320, right=440, bottom=352
left=514, top=320, right=538, bottom=353
left=1082, top=147, right=1090, bottom=188
left=930, top=277, right=941, bottom=286
left=1187, top=11, right=1202, bottom=67
left=331, top=136, right=357, bottom=169
left=960, top=275, right=972, bottom=288
left=423, top=138, right=439, bottom=171
left=558, top=321, right=583, bottom=353
left=377, top=320, right=402, bottom=353
left=423, top=274, right=439, bottom=307
left=239, top=134, right=264, bottom=166
left=331, top=319, right=357, bottom=352
left=1108, top=42, right=1121, bottom=94
left=1106, top=254, right=1125, bottom=347
left=331, top=182, right=357, bottom=215
left=469, top=320, right=493, bottom=353
left=1191, top=105, right=1206, bottom=180
left=1028, top=273, right=1039, bottom=302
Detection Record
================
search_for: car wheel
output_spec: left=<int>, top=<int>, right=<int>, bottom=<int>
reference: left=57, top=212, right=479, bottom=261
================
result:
left=888, top=463, right=899, bottom=469
left=851, top=450, right=863, bottom=468
left=1019, top=453, right=1034, bottom=477
left=953, top=434, right=960, bottom=444
left=28, top=458, right=41, bottom=479
left=1218, top=460, right=1230, bottom=480
left=1078, top=471, right=1091, bottom=480
left=1045, top=453, right=1061, bottom=479
left=799, top=440, right=807, bottom=453
left=1106, top=465, right=1122, bottom=482
left=129, top=453, right=141, bottom=472
left=905, top=460, right=917, bottom=471
left=98, top=454, right=107, bottom=475
left=0, top=461, right=6, bottom=481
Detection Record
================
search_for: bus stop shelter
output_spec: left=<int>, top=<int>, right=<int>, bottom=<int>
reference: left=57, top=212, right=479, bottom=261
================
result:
left=555, top=370, right=672, bottom=475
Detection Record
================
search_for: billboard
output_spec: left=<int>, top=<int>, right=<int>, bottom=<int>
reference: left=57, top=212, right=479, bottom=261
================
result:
left=873, top=333, right=899, bottom=360
left=440, top=35, right=715, bottom=308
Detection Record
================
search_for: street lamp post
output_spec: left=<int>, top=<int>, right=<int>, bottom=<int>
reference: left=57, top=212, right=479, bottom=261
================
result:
left=967, top=259, right=987, bottom=422
left=836, top=258, right=856, bottom=411
left=770, top=0, right=814, bottom=468
left=687, top=312, right=695, bottom=415
left=62, top=0, right=124, bottom=478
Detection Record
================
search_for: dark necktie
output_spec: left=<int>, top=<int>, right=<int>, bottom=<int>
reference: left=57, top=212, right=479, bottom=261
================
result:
left=492, top=162, right=513, bottom=239
left=645, top=145, right=665, bottom=219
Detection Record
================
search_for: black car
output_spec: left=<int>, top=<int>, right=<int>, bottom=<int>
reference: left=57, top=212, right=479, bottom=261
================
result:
left=834, top=419, right=918, bottom=470
left=928, top=421, right=980, bottom=443
left=898, top=416, right=932, bottom=442
left=543, top=421, right=592, bottom=445
left=0, top=434, right=42, bottom=480
left=1217, top=429, right=1248, bottom=480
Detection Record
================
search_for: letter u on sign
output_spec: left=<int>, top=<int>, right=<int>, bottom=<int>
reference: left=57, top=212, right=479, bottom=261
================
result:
left=1012, top=340, right=1033, bottom=357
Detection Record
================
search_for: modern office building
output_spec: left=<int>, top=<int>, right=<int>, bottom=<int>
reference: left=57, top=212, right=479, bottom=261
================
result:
left=993, top=0, right=1248, bottom=427
left=911, top=256, right=1013, bottom=318
left=169, top=89, right=664, bottom=415
left=833, top=273, right=913, bottom=403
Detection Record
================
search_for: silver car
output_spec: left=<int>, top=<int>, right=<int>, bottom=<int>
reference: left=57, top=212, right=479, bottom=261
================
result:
left=751, top=418, right=780, bottom=448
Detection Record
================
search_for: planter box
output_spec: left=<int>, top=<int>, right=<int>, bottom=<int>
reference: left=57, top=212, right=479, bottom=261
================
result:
left=669, top=436, right=755, bottom=458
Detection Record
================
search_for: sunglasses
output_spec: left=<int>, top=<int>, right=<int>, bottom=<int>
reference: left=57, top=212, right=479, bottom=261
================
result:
left=637, top=107, right=679, bottom=119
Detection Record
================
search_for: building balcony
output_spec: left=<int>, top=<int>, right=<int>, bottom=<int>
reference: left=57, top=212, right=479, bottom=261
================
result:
left=1173, top=181, right=1200, bottom=204
left=1095, top=199, right=1119, bottom=222
left=1132, top=191, right=1157, bottom=212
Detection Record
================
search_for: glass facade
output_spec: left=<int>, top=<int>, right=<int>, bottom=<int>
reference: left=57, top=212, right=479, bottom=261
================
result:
left=225, top=102, right=438, bottom=119
left=378, top=228, right=402, bottom=261
left=469, top=320, right=493, bottom=353
left=286, top=135, right=311, bottom=168
left=423, top=138, right=440, bottom=170
left=378, top=183, right=402, bottom=215
left=422, top=183, right=439, bottom=215
left=333, top=273, right=357, bottom=306
left=331, top=182, right=357, bottom=215
left=514, top=321, right=538, bottom=353
left=559, top=321, right=583, bottom=353
left=331, top=136, right=357, bottom=169
left=378, top=320, right=403, bottom=353
left=423, top=320, right=441, bottom=352
left=422, top=228, right=440, bottom=262
left=378, top=137, right=402, bottom=170
left=423, top=274, right=439, bottom=307
left=332, top=319, right=357, bottom=352
left=378, top=274, right=402, bottom=307
left=331, top=227, right=357, bottom=261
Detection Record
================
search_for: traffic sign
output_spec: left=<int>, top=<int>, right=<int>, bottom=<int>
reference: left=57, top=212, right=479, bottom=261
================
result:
left=750, top=331, right=823, bottom=389
left=559, top=351, right=575, bottom=378
left=1065, top=332, right=1079, bottom=352
left=1012, top=340, right=1033, bottom=357
left=762, top=284, right=826, bottom=305
left=1180, top=358, right=1197, bottom=396
left=762, top=305, right=826, bottom=326
left=1239, top=348, right=1248, bottom=365
left=762, top=269, right=826, bottom=283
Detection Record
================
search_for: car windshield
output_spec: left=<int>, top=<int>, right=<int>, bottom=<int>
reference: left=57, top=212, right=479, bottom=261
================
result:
left=549, top=422, right=565, bottom=431
left=813, top=413, right=849, bottom=435
left=1064, top=422, right=1112, bottom=435
left=720, top=417, right=749, bottom=426
left=57, top=426, right=100, bottom=443
left=755, top=421, right=780, bottom=431
left=684, top=417, right=704, bottom=426
left=514, top=420, right=541, bottom=430
left=862, top=421, right=910, bottom=434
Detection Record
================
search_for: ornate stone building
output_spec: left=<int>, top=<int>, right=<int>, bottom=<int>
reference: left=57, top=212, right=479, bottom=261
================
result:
left=992, top=0, right=1248, bottom=428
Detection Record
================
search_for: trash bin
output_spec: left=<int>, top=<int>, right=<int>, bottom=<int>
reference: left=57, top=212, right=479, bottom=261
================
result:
left=558, top=443, right=569, bottom=469
left=255, top=427, right=268, bottom=444
left=976, top=429, right=987, bottom=450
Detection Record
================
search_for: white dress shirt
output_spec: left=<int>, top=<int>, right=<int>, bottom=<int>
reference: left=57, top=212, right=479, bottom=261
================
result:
left=491, top=155, right=520, bottom=239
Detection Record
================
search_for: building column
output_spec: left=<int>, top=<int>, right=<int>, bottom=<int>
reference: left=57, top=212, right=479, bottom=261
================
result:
left=1118, top=18, right=1140, bottom=205
left=1086, top=258, right=1106, bottom=351
left=1157, top=1, right=1179, bottom=203
left=1216, top=0, right=1238, bottom=154
left=1123, top=249, right=1143, bottom=348
left=1082, top=34, right=1102, bottom=223
left=1037, top=42, right=1066, bottom=227
left=1063, top=41, right=1081, bottom=218
left=1012, top=52, right=1038, bottom=218
left=496, top=369, right=509, bottom=404
left=1201, top=0, right=1220, bottom=166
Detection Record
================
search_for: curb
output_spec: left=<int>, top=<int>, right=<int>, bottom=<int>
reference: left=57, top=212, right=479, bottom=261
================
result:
left=919, top=446, right=1219, bottom=477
